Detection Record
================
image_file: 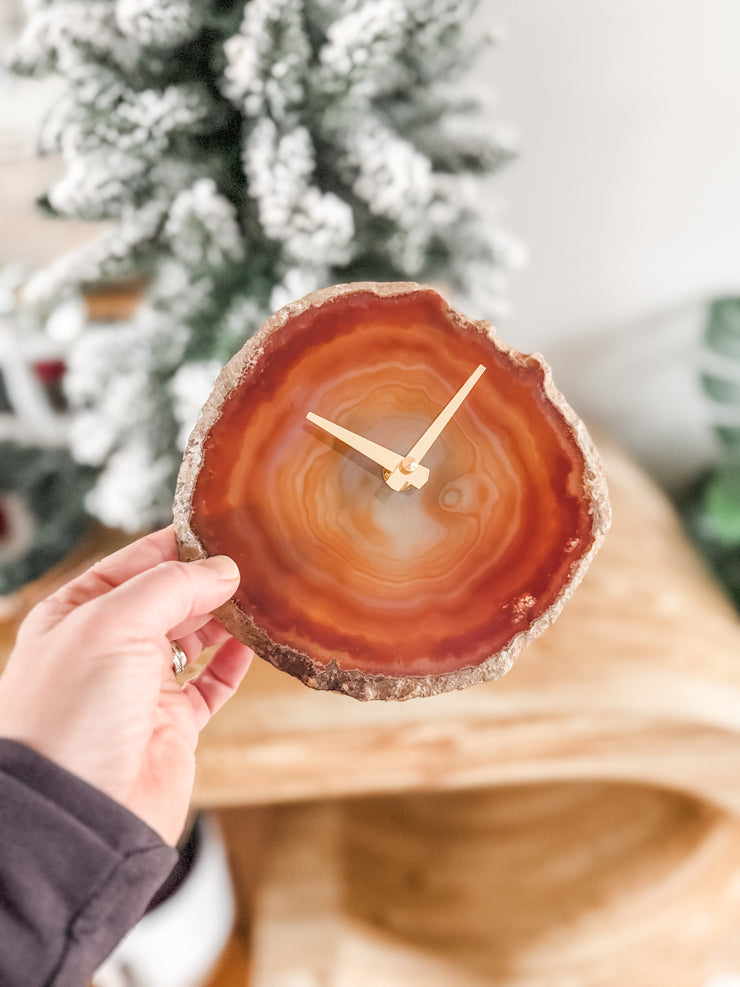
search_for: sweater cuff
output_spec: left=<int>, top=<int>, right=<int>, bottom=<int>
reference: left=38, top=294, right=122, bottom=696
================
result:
left=0, top=739, right=178, bottom=987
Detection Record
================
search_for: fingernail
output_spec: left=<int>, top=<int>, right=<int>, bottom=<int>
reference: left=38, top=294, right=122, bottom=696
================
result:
left=194, top=555, right=240, bottom=580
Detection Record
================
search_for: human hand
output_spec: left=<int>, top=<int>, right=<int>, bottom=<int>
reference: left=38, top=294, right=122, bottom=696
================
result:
left=0, top=527, right=253, bottom=845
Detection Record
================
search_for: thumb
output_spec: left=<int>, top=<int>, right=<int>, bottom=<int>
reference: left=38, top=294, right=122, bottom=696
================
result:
left=76, top=555, right=241, bottom=641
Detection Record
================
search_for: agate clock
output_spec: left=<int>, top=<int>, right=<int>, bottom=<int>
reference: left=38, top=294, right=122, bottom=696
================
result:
left=174, top=282, right=610, bottom=700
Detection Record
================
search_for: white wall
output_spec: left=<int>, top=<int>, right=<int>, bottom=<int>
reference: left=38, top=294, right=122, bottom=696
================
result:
left=478, top=0, right=740, bottom=349
left=476, top=0, right=740, bottom=485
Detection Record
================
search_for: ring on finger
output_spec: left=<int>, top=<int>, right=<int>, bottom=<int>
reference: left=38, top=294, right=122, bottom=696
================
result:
left=171, top=641, right=188, bottom=676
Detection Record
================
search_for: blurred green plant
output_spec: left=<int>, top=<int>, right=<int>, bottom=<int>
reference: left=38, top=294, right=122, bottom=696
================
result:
left=681, top=298, right=740, bottom=610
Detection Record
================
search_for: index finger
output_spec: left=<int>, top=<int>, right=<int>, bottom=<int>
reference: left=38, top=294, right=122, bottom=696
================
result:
left=82, top=555, right=240, bottom=643
left=29, top=527, right=179, bottom=632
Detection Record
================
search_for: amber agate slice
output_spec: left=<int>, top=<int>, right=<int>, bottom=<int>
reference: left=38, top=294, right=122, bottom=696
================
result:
left=174, top=282, right=610, bottom=701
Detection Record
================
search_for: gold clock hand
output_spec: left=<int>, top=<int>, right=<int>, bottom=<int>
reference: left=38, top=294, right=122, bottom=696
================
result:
left=384, top=365, right=486, bottom=491
left=306, top=412, right=430, bottom=490
left=411, top=364, right=486, bottom=461
left=385, top=365, right=486, bottom=492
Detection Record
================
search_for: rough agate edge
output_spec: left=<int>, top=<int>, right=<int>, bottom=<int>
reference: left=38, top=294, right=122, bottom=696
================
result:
left=174, top=282, right=611, bottom=701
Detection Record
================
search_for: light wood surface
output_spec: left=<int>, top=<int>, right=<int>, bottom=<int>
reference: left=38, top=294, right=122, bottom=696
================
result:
left=203, top=439, right=740, bottom=985
left=186, top=440, right=740, bottom=814
left=3, top=438, right=740, bottom=814
left=246, top=786, right=740, bottom=987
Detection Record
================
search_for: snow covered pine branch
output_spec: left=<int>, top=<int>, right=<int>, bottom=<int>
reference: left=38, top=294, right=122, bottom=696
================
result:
left=12, top=0, right=517, bottom=530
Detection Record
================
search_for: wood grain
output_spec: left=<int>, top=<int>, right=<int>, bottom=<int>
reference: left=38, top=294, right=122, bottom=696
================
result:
left=3, top=439, right=739, bottom=811
left=210, top=441, right=740, bottom=986
left=247, top=787, right=740, bottom=987
left=189, top=440, right=740, bottom=813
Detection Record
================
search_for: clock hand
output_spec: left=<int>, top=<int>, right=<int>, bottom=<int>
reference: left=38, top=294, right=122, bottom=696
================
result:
left=307, top=413, right=400, bottom=470
left=384, top=364, right=486, bottom=492
left=306, top=412, right=430, bottom=490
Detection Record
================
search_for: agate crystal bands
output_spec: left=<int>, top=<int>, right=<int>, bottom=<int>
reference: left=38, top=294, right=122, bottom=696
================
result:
left=174, top=282, right=610, bottom=701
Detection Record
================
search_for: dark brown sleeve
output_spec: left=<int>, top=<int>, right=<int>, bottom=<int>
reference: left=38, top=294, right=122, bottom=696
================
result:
left=0, top=739, right=177, bottom=987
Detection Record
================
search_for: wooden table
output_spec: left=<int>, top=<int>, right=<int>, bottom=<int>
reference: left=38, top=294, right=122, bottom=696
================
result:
left=206, top=441, right=740, bottom=986
left=188, top=441, right=740, bottom=813
left=4, top=439, right=740, bottom=985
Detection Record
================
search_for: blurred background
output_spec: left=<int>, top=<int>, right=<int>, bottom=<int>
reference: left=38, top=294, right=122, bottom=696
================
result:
left=3, top=0, right=739, bottom=489
left=483, top=0, right=740, bottom=492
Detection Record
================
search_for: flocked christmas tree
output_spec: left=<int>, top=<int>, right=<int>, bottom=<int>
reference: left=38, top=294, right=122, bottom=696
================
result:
left=12, top=0, right=517, bottom=532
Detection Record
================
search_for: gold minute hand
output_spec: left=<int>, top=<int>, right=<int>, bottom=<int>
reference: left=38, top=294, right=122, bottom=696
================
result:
left=306, top=412, right=430, bottom=490
left=385, top=365, right=486, bottom=491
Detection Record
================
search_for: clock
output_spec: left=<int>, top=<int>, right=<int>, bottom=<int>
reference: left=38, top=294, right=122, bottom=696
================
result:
left=174, top=282, right=610, bottom=701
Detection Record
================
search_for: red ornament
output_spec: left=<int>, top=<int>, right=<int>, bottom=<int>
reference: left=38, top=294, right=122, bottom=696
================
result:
left=31, top=360, right=66, bottom=385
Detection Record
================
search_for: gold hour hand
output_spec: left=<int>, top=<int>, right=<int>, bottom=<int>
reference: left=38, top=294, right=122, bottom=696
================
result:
left=307, top=413, right=400, bottom=470
left=385, top=364, right=486, bottom=490
left=306, top=412, right=429, bottom=490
